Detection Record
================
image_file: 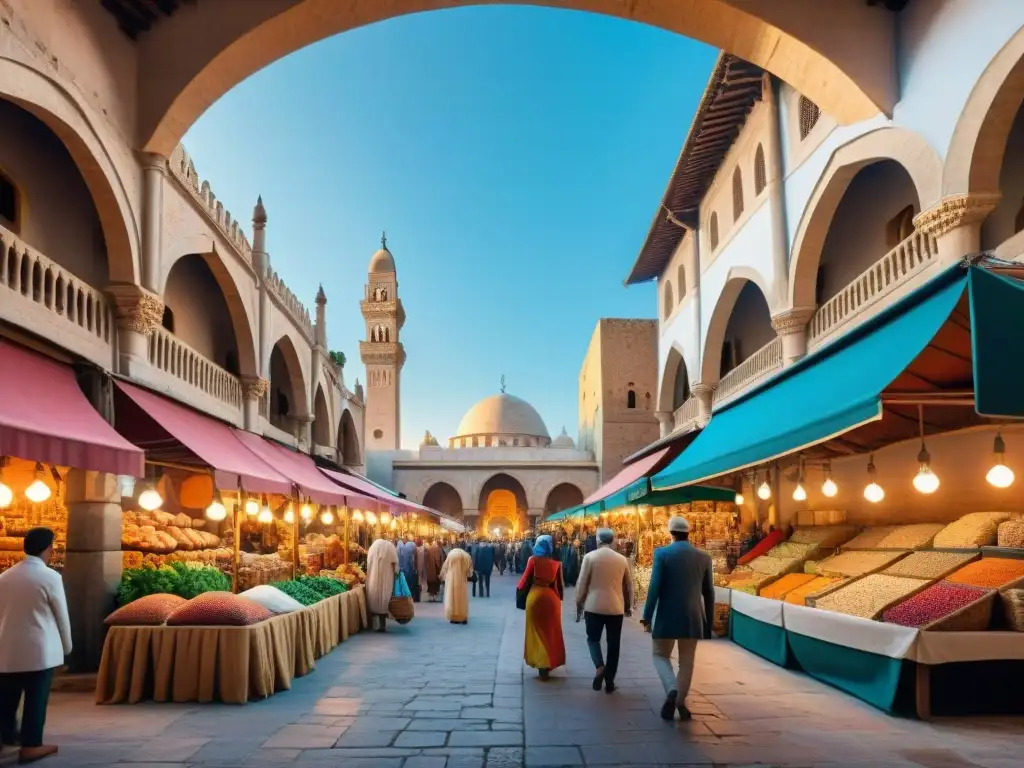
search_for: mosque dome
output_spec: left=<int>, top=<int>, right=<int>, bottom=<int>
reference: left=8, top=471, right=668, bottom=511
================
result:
left=551, top=427, right=575, bottom=449
left=369, top=231, right=396, bottom=273
left=454, top=393, right=550, bottom=447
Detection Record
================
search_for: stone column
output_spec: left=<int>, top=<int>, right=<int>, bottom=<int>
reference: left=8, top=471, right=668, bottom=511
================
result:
left=251, top=197, right=271, bottom=379
left=140, top=154, right=166, bottom=294
left=764, top=75, right=791, bottom=309
left=241, top=376, right=268, bottom=431
left=771, top=307, right=816, bottom=367
left=913, top=193, right=1000, bottom=266
left=655, top=411, right=672, bottom=438
left=691, top=383, right=715, bottom=426
left=295, top=414, right=314, bottom=448
left=63, top=470, right=122, bottom=672
left=108, top=283, right=164, bottom=377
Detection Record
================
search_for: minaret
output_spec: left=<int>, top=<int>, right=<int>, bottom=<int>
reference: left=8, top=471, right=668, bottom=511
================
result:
left=359, top=232, right=405, bottom=451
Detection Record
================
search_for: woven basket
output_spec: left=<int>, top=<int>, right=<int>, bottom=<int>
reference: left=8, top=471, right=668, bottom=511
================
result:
left=388, top=595, right=414, bottom=625
left=1002, top=589, right=1024, bottom=631
left=923, top=590, right=997, bottom=631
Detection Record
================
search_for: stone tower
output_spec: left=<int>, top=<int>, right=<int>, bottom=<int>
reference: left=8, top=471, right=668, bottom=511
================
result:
left=359, top=233, right=406, bottom=451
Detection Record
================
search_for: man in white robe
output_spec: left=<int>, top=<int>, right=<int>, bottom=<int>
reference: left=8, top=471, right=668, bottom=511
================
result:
left=439, top=547, right=472, bottom=625
left=366, top=538, right=399, bottom=632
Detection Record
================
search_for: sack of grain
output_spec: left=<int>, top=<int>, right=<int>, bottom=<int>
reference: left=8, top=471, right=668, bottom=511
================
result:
left=997, top=518, right=1024, bottom=549
left=933, top=512, right=1014, bottom=549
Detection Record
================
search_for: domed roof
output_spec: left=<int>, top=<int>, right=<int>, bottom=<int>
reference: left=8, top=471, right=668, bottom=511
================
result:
left=369, top=231, right=396, bottom=273
left=455, top=393, right=549, bottom=440
left=551, top=427, right=575, bottom=449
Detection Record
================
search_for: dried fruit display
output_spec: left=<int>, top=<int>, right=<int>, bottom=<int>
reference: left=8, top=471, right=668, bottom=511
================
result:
left=759, top=572, right=817, bottom=600
left=946, top=558, right=1024, bottom=589
left=815, top=550, right=906, bottom=578
left=790, top=525, right=858, bottom=548
left=840, top=527, right=899, bottom=550
left=875, top=524, right=945, bottom=550
left=883, top=551, right=978, bottom=580
left=814, top=574, right=928, bottom=619
left=933, top=512, right=1014, bottom=549
left=747, top=555, right=798, bottom=576
left=882, top=581, right=991, bottom=628
left=784, top=576, right=845, bottom=605
left=767, top=542, right=818, bottom=559
left=997, top=519, right=1024, bottom=549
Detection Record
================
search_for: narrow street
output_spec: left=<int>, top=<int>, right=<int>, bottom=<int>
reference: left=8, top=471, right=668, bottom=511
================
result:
left=33, top=574, right=1024, bottom=768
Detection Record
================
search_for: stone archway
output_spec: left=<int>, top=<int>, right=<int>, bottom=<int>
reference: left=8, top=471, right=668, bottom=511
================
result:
left=701, top=270, right=774, bottom=385
left=138, top=1, right=897, bottom=156
left=544, top=483, right=584, bottom=517
left=657, top=343, right=691, bottom=414
left=338, top=408, right=361, bottom=467
left=423, top=482, right=464, bottom=522
left=312, top=385, right=332, bottom=447
left=268, top=335, right=309, bottom=431
left=478, top=473, right=529, bottom=535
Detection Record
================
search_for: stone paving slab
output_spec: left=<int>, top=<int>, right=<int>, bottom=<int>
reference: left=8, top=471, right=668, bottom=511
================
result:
left=31, top=572, right=1024, bottom=768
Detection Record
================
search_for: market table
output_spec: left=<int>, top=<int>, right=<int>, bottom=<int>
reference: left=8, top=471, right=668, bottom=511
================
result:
left=729, top=590, right=792, bottom=667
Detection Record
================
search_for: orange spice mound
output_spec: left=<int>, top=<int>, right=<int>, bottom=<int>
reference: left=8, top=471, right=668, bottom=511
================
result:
left=783, top=575, right=844, bottom=606
left=946, top=558, right=1024, bottom=589
left=759, top=572, right=817, bottom=600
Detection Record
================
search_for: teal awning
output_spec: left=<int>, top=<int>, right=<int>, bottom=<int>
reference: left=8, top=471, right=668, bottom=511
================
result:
left=969, top=266, right=1024, bottom=417
left=654, top=265, right=975, bottom=490
left=603, top=476, right=736, bottom=509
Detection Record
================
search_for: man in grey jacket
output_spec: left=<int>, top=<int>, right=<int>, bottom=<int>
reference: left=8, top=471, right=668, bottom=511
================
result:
left=640, top=516, right=714, bottom=722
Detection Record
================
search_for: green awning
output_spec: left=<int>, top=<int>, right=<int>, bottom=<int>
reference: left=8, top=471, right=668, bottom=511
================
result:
left=653, top=265, right=971, bottom=490
left=969, top=266, right=1024, bottom=417
left=603, top=476, right=736, bottom=509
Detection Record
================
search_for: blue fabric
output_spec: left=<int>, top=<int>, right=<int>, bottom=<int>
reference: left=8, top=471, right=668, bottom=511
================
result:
left=393, top=572, right=412, bottom=599
left=653, top=270, right=967, bottom=489
left=968, top=267, right=1024, bottom=418
left=786, top=631, right=905, bottom=712
left=472, top=543, right=495, bottom=572
left=641, top=540, right=715, bottom=639
left=730, top=611, right=793, bottom=668
left=533, top=535, right=553, bottom=558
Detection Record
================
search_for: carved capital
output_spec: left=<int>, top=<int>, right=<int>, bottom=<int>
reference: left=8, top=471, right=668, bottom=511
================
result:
left=690, top=382, right=715, bottom=398
left=107, top=284, right=164, bottom=336
left=913, top=193, right=1000, bottom=239
left=241, top=376, right=269, bottom=401
left=770, top=307, right=816, bottom=335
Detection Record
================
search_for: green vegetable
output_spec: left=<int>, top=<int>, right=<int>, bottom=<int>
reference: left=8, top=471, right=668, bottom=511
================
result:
left=170, top=561, right=231, bottom=599
left=270, top=580, right=323, bottom=606
left=115, top=564, right=232, bottom=606
left=297, top=575, right=349, bottom=597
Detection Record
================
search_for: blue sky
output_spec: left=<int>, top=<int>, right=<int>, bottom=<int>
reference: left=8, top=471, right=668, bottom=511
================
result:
left=183, top=6, right=715, bottom=448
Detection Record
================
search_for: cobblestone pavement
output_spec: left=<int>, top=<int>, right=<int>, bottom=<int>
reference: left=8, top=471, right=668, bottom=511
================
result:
left=11, top=573, right=1024, bottom=768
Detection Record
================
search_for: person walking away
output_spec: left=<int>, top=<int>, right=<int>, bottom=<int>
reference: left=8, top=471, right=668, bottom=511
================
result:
left=518, top=538, right=534, bottom=574
left=473, top=540, right=494, bottom=597
left=641, top=516, right=714, bottom=721
left=423, top=538, right=445, bottom=603
left=366, top=538, right=400, bottom=632
left=518, top=534, right=566, bottom=679
left=575, top=528, right=633, bottom=694
left=398, top=537, right=420, bottom=603
left=495, top=541, right=507, bottom=576
left=415, top=538, right=427, bottom=603
left=439, top=546, right=472, bottom=624
left=0, top=527, right=71, bottom=764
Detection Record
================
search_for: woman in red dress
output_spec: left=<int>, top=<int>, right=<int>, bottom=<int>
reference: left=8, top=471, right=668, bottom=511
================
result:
left=517, top=534, right=566, bottom=678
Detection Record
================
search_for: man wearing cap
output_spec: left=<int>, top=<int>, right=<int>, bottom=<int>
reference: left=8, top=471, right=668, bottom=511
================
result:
left=575, top=528, right=633, bottom=694
left=641, top=516, right=714, bottom=721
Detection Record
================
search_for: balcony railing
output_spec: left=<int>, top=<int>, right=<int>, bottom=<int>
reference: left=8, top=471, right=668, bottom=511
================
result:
left=147, top=327, right=242, bottom=409
left=673, top=396, right=700, bottom=430
left=0, top=224, right=114, bottom=347
left=713, top=337, right=783, bottom=406
left=809, top=230, right=938, bottom=346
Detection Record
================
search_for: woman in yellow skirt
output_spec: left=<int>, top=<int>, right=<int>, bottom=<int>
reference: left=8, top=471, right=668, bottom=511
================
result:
left=517, top=535, right=566, bottom=678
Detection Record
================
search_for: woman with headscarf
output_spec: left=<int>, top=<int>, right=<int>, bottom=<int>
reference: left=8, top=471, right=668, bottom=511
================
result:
left=365, top=538, right=400, bottom=632
left=398, top=536, right=420, bottom=603
left=439, top=545, right=473, bottom=624
left=517, top=534, right=566, bottom=679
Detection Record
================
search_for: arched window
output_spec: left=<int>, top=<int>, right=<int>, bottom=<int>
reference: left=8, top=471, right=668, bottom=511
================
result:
left=663, top=281, right=674, bottom=319
left=627, top=389, right=636, bottom=409
left=709, top=212, right=720, bottom=251
left=0, top=172, right=18, bottom=232
left=754, top=144, right=767, bottom=195
left=671, top=357, right=689, bottom=410
left=732, top=167, right=744, bottom=222
left=161, top=306, right=175, bottom=333
left=799, top=96, right=821, bottom=140
left=676, top=264, right=686, bottom=299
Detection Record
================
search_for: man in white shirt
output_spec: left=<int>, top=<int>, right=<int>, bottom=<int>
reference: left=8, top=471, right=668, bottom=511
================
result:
left=0, top=527, right=71, bottom=764
left=575, top=528, right=633, bottom=694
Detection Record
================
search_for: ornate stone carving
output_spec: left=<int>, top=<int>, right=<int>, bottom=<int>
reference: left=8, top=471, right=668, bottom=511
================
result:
left=107, top=284, right=164, bottom=336
left=241, top=376, right=269, bottom=401
left=913, top=193, right=1000, bottom=239
left=770, top=307, right=816, bottom=335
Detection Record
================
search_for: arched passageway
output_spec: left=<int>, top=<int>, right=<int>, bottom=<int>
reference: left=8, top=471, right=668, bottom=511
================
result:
left=478, top=473, right=529, bottom=535
left=268, top=336, right=308, bottom=432
left=702, top=277, right=774, bottom=385
left=423, top=482, right=464, bottom=523
left=544, top=483, right=584, bottom=517
left=338, top=409, right=361, bottom=467
left=312, top=386, right=332, bottom=446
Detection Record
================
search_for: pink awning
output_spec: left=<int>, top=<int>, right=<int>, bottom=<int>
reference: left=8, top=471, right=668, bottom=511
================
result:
left=583, top=446, right=672, bottom=506
left=113, top=381, right=291, bottom=495
left=232, top=431, right=371, bottom=507
left=319, top=467, right=417, bottom=512
left=0, top=339, right=144, bottom=477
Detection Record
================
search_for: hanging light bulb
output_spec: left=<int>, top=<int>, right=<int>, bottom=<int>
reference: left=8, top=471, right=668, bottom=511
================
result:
left=792, top=457, right=807, bottom=501
left=300, top=500, right=313, bottom=521
left=352, top=509, right=364, bottom=523
left=757, top=474, right=771, bottom=500
left=365, top=511, right=378, bottom=525
left=822, top=463, right=838, bottom=498
left=734, top=492, right=744, bottom=505
left=25, top=463, right=52, bottom=504
left=245, top=496, right=259, bottom=516
left=380, top=510, right=392, bottom=525
left=986, top=429, right=1015, bottom=489
left=911, top=405, right=939, bottom=494
left=137, top=473, right=162, bottom=511
left=284, top=506, right=295, bottom=524
left=321, top=509, right=335, bottom=525
left=863, top=454, right=884, bottom=503
left=389, top=518, right=398, bottom=530
left=0, top=458, right=12, bottom=509
left=258, top=495, right=273, bottom=522
left=205, top=489, right=227, bottom=521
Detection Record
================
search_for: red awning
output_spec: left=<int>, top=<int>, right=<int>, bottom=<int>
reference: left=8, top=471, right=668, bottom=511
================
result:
left=320, top=468, right=446, bottom=520
left=583, top=446, right=672, bottom=506
left=0, top=339, right=144, bottom=477
left=113, top=381, right=291, bottom=495
left=232, top=431, right=372, bottom=507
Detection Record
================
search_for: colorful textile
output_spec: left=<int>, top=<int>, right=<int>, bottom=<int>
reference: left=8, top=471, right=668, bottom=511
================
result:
left=518, top=555, right=566, bottom=671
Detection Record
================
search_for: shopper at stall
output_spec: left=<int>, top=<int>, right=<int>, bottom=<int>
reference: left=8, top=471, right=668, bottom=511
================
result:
left=518, top=534, right=566, bottom=679
left=575, top=528, right=633, bottom=694
left=398, top=537, right=420, bottom=603
left=366, top=538, right=400, bottom=632
left=423, top=538, right=445, bottom=603
left=641, top=516, right=714, bottom=722
left=0, top=527, right=71, bottom=764
left=472, top=540, right=495, bottom=597
left=439, top=546, right=473, bottom=624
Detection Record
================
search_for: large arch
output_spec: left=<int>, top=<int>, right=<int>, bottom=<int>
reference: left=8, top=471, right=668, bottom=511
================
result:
left=268, top=334, right=309, bottom=430
left=0, top=58, right=138, bottom=284
left=944, top=26, right=1024, bottom=197
left=160, top=242, right=258, bottom=378
left=138, top=1, right=897, bottom=155
left=544, top=483, right=584, bottom=517
left=657, top=343, right=691, bottom=414
left=477, top=472, right=529, bottom=535
left=312, top=385, right=332, bottom=447
left=789, top=128, right=943, bottom=309
left=338, top=408, right=361, bottom=467
left=422, top=482, right=464, bottom=523
left=700, top=270, right=773, bottom=385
